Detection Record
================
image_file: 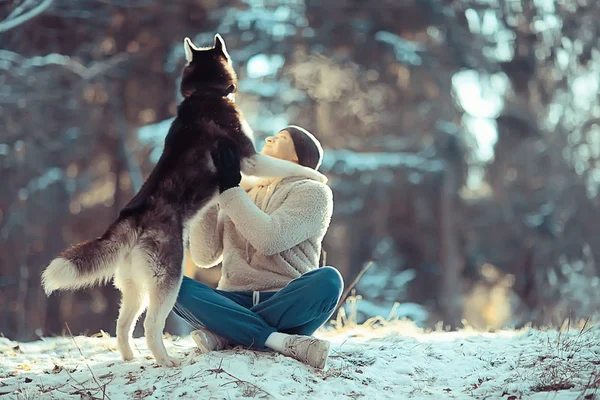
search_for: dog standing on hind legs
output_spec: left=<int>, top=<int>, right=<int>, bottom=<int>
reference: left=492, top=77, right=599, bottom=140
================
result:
left=41, top=34, right=327, bottom=367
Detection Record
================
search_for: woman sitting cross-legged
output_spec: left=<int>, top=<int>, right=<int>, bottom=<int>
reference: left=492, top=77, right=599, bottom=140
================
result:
left=174, top=125, right=343, bottom=369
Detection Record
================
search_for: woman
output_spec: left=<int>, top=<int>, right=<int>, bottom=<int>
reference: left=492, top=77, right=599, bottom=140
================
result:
left=174, top=125, right=343, bottom=369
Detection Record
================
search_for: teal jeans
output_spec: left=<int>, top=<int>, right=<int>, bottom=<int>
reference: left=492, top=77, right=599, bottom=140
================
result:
left=173, top=267, right=344, bottom=349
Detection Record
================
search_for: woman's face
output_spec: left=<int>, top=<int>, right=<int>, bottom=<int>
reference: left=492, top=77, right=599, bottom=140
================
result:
left=260, top=130, right=299, bottom=163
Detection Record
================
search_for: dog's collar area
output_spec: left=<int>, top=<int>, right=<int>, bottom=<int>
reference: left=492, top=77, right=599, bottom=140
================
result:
left=187, top=84, right=236, bottom=98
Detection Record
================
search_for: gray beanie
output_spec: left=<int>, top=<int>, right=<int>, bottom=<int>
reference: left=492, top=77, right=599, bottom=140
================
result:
left=281, top=125, right=323, bottom=170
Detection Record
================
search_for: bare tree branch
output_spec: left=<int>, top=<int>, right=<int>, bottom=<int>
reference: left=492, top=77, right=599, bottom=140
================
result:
left=0, top=50, right=129, bottom=79
left=7, top=0, right=37, bottom=20
left=0, top=0, right=53, bottom=33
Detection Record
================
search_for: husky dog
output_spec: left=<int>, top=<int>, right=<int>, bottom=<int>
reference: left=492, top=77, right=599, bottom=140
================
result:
left=42, top=34, right=326, bottom=367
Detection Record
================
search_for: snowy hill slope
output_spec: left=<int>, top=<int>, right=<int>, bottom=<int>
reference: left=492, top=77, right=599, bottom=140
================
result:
left=1, top=318, right=599, bottom=399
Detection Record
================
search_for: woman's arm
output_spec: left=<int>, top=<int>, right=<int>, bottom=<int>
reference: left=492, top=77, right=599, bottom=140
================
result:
left=218, top=181, right=333, bottom=256
left=188, top=203, right=224, bottom=267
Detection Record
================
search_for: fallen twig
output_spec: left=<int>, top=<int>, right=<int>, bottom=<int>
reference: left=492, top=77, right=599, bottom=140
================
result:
left=209, top=358, right=273, bottom=398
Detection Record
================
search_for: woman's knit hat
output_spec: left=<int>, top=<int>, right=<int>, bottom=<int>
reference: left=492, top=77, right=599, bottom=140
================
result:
left=281, top=125, right=324, bottom=170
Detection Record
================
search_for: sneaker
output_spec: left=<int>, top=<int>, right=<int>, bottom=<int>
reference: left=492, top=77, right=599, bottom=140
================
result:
left=190, top=328, right=228, bottom=353
left=279, top=335, right=330, bottom=369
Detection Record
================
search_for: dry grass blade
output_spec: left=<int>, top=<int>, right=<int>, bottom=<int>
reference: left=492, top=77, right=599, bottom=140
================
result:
left=65, top=323, right=111, bottom=400
left=334, top=261, right=373, bottom=315
left=526, top=316, right=599, bottom=395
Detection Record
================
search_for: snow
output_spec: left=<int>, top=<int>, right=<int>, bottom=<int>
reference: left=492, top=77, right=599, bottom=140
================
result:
left=1, top=318, right=599, bottom=399
left=451, top=70, right=506, bottom=119
left=346, top=300, right=429, bottom=326
left=321, top=150, right=445, bottom=174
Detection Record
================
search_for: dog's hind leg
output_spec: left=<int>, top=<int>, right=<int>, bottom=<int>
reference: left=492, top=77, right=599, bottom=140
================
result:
left=114, top=253, right=147, bottom=361
left=145, top=279, right=182, bottom=367
left=142, top=235, right=184, bottom=367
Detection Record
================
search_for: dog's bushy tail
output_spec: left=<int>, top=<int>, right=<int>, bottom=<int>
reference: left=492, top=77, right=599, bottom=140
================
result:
left=42, top=219, right=136, bottom=295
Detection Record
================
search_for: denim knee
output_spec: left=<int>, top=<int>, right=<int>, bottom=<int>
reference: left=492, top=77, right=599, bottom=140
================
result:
left=176, top=276, right=210, bottom=304
left=312, top=266, right=344, bottom=303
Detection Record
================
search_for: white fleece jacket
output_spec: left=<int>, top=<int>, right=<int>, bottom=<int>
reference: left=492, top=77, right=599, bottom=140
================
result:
left=189, top=176, right=334, bottom=292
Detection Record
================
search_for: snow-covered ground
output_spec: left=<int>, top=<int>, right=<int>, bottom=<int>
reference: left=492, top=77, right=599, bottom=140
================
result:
left=1, top=318, right=599, bottom=400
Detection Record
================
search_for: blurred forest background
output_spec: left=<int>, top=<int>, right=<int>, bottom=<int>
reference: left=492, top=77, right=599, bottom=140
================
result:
left=1, top=0, right=599, bottom=342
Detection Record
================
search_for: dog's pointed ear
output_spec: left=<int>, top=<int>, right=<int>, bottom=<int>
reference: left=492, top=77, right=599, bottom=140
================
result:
left=213, top=34, right=230, bottom=59
left=184, top=37, right=195, bottom=63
